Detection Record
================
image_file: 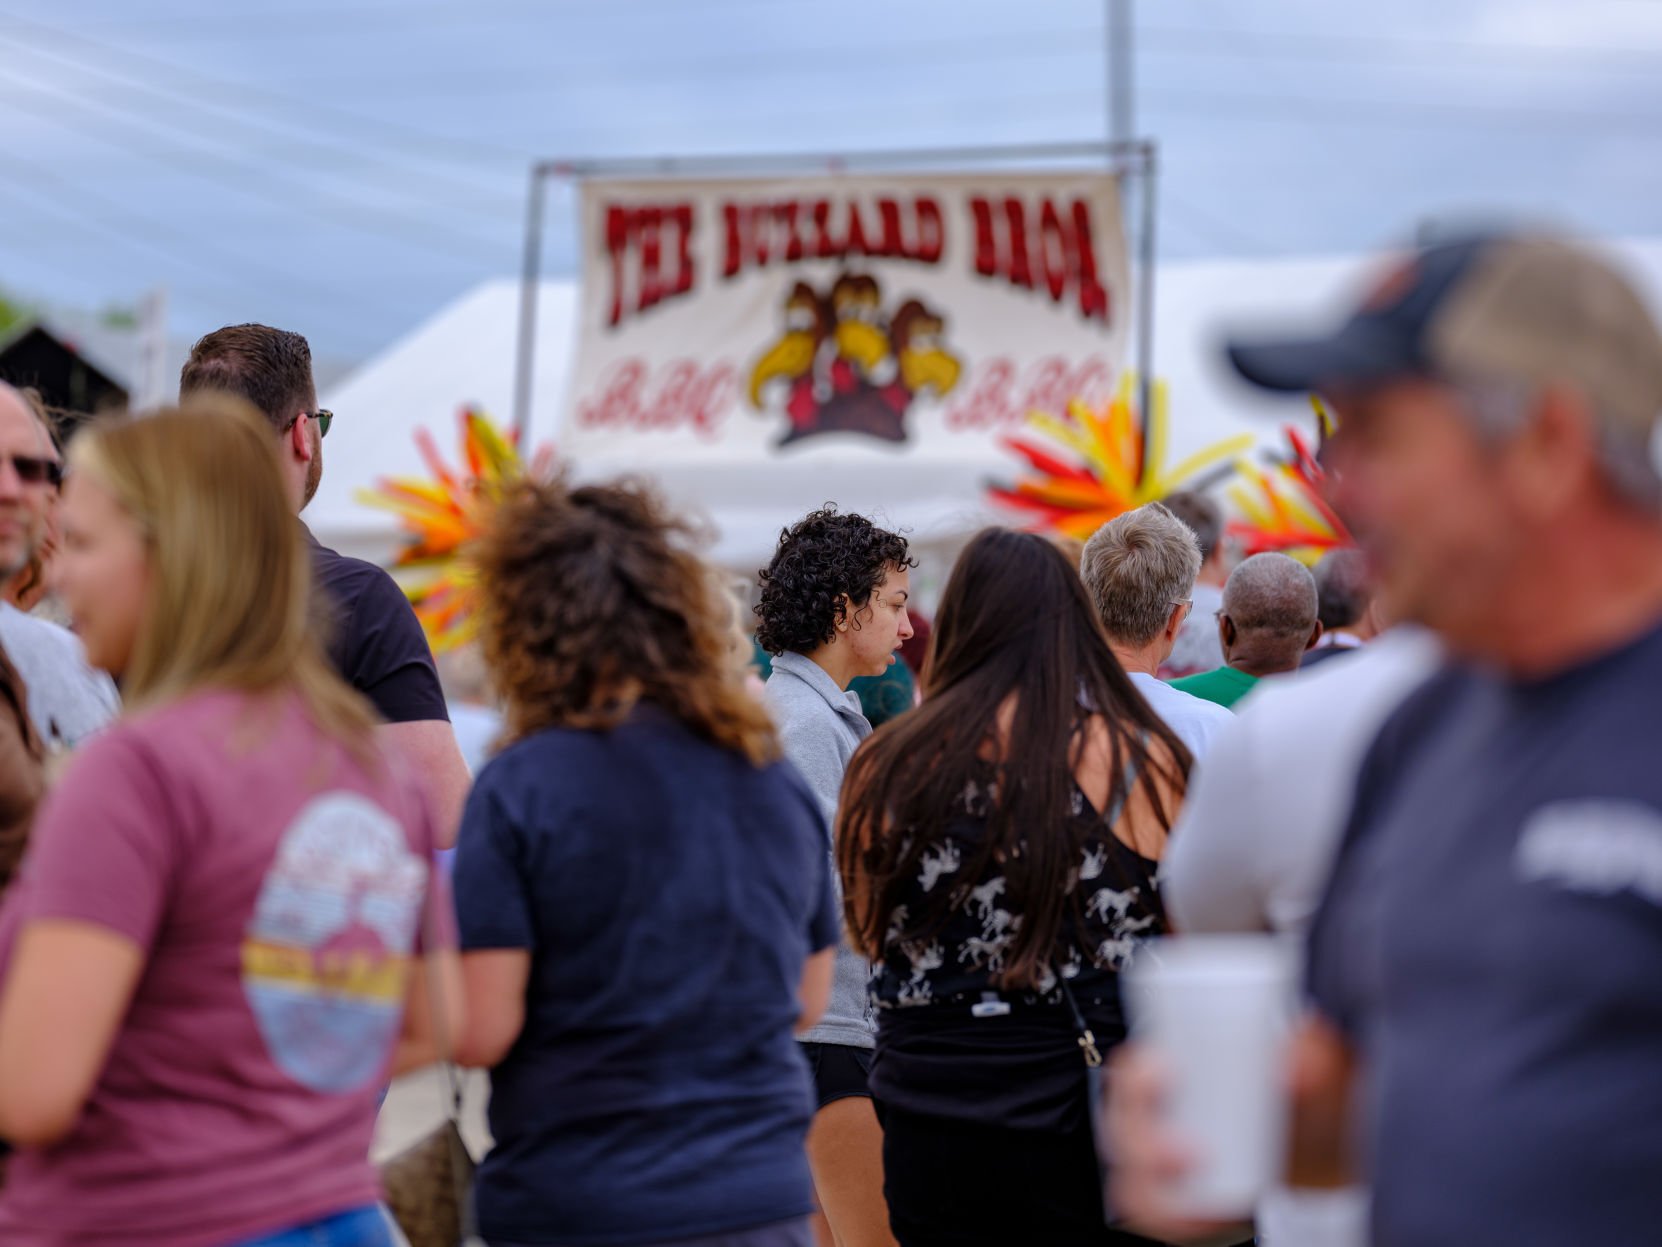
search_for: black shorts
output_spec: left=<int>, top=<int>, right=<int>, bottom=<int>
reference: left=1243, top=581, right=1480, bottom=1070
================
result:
left=800, top=1042, right=873, bottom=1109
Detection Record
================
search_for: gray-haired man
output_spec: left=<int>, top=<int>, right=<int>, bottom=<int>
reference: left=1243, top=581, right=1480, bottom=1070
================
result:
left=1110, top=231, right=1662, bottom=1247
left=1080, top=503, right=1234, bottom=759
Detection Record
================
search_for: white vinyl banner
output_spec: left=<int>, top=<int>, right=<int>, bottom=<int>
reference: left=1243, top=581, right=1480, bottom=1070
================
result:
left=566, top=171, right=1130, bottom=466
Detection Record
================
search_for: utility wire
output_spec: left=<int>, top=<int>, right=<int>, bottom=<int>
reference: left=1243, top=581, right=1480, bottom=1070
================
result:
left=0, top=68, right=516, bottom=260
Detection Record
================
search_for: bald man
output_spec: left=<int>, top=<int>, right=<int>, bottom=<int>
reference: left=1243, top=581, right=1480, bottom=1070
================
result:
left=1171, top=552, right=1322, bottom=709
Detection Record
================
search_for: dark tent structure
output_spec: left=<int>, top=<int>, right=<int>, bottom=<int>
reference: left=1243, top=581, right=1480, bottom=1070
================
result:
left=0, top=322, right=129, bottom=442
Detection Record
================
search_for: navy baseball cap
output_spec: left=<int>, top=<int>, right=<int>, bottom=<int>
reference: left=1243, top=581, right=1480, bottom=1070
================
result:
left=1226, top=232, right=1662, bottom=445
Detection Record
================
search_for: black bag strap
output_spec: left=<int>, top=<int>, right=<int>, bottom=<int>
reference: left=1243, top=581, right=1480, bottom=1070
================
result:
left=1055, top=971, right=1103, bottom=1069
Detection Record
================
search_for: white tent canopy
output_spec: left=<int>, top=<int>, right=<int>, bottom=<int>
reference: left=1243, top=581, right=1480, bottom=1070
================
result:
left=312, top=240, right=1662, bottom=573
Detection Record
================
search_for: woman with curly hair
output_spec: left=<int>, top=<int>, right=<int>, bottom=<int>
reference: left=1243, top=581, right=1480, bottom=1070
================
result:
left=756, top=505, right=914, bottom=1247
left=452, top=476, right=840, bottom=1247
left=838, top=529, right=1190, bottom=1246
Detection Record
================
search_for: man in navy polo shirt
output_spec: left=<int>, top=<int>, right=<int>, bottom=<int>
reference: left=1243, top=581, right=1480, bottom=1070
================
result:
left=1110, top=232, right=1662, bottom=1247
left=1239, top=233, right=1662, bottom=1246
left=181, top=325, right=471, bottom=845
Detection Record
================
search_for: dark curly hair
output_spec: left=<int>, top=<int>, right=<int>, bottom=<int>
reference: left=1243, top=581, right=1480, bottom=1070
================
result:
left=755, top=505, right=915, bottom=656
left=476, top=474, right=780, bottom=766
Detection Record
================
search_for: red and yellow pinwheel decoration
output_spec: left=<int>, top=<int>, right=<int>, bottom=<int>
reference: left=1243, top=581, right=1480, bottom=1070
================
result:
left=1226, top=400, right=1352, bottom=564
left=988, top=373, right=1255, bottom=539
left=356, top=407, right=551, bottom=653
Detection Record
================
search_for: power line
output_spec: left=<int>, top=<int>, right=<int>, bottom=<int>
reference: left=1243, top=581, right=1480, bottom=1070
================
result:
left=56, top=0, right=845, bottom=36
left=0, top=32, right=524, bottom=209
left=0, top=68, right=517, bottom=261
left=0, top=138, right=372, bottom=339
left=0, top=9, right=533, bottom=164
left=247, top=23, right=1662, bottom=95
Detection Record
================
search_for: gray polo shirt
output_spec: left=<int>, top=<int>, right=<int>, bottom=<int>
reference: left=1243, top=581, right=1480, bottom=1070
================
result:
left=764, top=651, right=875, bottom=1049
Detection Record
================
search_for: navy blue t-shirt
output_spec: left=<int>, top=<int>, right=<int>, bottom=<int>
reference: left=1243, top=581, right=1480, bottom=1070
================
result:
left=304, top=527, right=449, bottom=725
left=1308, top=617, right=1662, bottom=1247
left=452, top=705, right=839, bottom=1246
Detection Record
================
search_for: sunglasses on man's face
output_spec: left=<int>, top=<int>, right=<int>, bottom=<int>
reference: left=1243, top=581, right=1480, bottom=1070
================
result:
left=7, top=454, right=62, bottom=487
left=286, top=409, right=334, bottom=439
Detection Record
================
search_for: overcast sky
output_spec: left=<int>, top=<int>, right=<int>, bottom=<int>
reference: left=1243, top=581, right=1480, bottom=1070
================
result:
left=2, top=0, right=1660, bottom=361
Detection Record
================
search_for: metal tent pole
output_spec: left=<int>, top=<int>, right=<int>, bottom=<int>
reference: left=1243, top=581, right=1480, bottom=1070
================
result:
left=511, top=164, right=548, bottom=448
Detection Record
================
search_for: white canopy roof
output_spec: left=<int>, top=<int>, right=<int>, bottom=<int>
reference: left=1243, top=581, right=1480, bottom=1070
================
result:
left=312, top=240, right=1662, bottom=571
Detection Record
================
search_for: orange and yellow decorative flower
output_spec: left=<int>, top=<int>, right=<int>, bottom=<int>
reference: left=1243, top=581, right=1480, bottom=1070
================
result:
left=988, top=373, right=1255, bottom=539
left=356, top=407, right=549, bottom=653
left=1226, top=401, right=1352, bottom=564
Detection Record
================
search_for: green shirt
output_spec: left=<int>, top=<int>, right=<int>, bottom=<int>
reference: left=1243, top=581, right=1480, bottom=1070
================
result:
left=1170, top=665, right=1259, bottom=710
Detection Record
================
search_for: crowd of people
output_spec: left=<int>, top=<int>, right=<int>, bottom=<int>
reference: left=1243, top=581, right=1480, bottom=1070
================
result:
left=0, top=225, right=1657, bottom=1247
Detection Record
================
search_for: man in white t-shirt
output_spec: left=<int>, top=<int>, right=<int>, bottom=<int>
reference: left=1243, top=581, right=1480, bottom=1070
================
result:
left=0, top=386, right=117, bottom=749
left=1080, top=503, right=1234, bottom=760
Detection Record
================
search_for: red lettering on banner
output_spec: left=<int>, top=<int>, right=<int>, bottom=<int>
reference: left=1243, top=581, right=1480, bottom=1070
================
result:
left=944, top=356, right=1115, bottom=431
left=780, top=201, right=805, bottom=261
left=722, top=205, right=742, bottom=279
left=1003, top=198, right=1033, bottom=290
left=575, top=358, right=738, bottom=440
left=875, top=198, right=903, bottom=258
left=638, top=212, right=664, bottom=313
left=604, top=203, right=697, bottom=327
left=1072, top=200, right=1109, bottom=321
left=811, top=200, right=836, bottom=259
left=914, top=197, right=944, bottom=263
left=970, top=198, right=997, bottom=278
left=844, top=203, right=870, bottom=256
left=669, top=204, right=694, bottom=297
left=964, top=195, right=1112, bottom=323
left=605, top=206, right=631, bottom=327
left=1039, top=200, right=1068, bottom=301
left=720, top=196, right=950, bottom=281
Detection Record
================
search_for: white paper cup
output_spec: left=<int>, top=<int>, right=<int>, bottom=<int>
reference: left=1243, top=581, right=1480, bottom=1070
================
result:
left=1123, top=935, right=1297, bottom=1218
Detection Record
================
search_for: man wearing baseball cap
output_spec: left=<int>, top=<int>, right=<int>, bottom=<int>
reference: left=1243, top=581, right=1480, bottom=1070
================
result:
left=1109, top=231, right=1662, bottom=1247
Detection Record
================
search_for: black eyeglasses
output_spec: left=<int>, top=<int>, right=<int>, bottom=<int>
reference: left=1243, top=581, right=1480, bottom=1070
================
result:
left=285, top=409, right=334, bottom=438
left=8, top=454, right=62, bottom=487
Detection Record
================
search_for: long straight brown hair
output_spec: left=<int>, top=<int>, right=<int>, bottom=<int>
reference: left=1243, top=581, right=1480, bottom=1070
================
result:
left=70, top=400, right=381, bottom=763
left=837, top=527, right=1191, bottom=990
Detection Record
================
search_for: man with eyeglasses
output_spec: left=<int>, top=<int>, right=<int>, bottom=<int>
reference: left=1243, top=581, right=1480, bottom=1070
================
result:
left=1078, top=502, right=1234, bottom=760
left=0, top=384, right=118, bottom=752
left=181, top=324, right=470, bottom=847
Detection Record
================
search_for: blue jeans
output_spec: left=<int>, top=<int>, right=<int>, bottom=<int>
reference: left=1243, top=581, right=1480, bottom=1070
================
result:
left=233, top=1205, right=400, bottom=1247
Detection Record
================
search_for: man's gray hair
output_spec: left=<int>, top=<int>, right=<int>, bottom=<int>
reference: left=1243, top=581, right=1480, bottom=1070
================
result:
left=1455, top=376, right=1662, bottom=513
left=1080, top=502, right=1203, bottom=647
left=1313, top=548, right=1373, bottom=632
left=1223, top=553, right=1318, bottom=640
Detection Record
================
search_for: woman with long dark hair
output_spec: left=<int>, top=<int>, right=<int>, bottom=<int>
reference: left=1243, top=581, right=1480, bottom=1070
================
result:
left=838, top=528, right=1191, bottom=1246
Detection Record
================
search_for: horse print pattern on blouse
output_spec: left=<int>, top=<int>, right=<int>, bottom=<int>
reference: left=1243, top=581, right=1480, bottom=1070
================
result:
left=872, top=775, right=1164, bottom=1010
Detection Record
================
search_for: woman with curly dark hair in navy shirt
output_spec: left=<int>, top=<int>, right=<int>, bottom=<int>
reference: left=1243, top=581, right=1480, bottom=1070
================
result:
left=757, top=505, right=914, bottom=1247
